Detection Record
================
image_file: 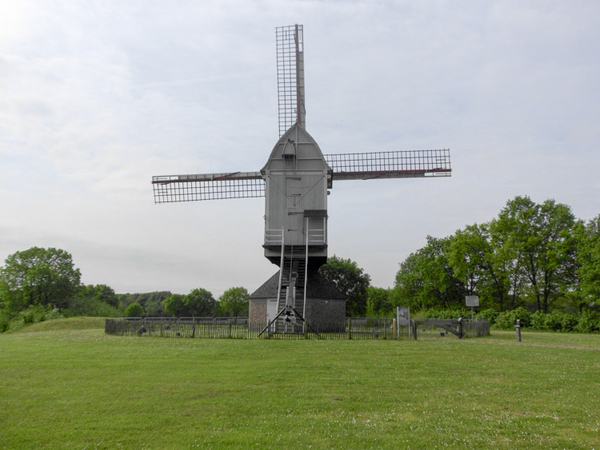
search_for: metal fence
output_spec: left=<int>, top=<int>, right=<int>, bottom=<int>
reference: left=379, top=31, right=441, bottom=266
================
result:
left=105, top=317, right=489, bottom=340
left=410, top=319, right=491, bottom=339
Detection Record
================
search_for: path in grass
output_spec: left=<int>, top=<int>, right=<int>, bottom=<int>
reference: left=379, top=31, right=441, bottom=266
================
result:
left=0, top=323, right=599, bottom=449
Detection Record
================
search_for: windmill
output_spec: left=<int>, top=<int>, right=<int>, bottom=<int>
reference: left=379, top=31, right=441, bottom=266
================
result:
left=152, top=24, right=451, bottom=334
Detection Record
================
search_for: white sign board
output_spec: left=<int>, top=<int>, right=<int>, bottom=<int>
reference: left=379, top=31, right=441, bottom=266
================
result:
left=397, top=307, right=411, bottom=338
left=397, top=307, right=410, bottom=326
left=465, top=296, right=480, bottom=307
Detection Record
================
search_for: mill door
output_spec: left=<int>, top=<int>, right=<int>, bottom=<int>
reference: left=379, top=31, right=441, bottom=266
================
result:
left=266, top=298, right=278, bottom=332
left=285, top=177, right=304, bottom=245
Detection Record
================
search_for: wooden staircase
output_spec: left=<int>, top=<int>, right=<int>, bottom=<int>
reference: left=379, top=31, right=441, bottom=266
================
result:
left=274, top=252, right=307, bottom=334
left=258, top=229, right=318, bottom=337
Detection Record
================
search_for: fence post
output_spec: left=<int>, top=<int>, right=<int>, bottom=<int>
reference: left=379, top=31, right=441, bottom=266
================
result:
left=348, top=318, right=352, bottom=340
left=515, top=319, right=522, bottom=342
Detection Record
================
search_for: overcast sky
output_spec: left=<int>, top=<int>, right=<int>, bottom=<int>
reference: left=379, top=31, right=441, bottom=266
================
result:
left=1, top=1, right=599, bottom=298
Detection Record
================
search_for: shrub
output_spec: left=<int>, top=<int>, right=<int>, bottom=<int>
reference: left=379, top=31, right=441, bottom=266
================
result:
left=494, top=307, right=532, bottom=329
left=22, top=311, right=36, bottom=324
left=530, top=311, right=547, bottom=330
left=575, top=311, right=600, bottom=333
left=529, top=311, right=580, bottom=332
left=418, top=308, right=471, bottom=320
left=562, top=313, right=579, bottom=332
left=550, top=312, right=578, bottom=332
left=15, top=305, right=61, bottom=326
left=0, top=316, right=10, bottom=333
left=475, top=308, right=499, bottom=325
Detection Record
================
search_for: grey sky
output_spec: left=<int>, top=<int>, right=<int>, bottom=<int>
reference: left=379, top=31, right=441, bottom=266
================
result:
left=1, top=1, right=599, bottom=298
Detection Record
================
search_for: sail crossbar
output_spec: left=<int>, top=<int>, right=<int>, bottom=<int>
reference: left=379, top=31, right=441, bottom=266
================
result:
left=152, top=172, right=263, bottom=184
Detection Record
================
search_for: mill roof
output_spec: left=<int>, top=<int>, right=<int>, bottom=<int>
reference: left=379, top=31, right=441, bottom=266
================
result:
left=261, top=123, right=332, bottom=173
left=250, top=270, right=346, bottom=300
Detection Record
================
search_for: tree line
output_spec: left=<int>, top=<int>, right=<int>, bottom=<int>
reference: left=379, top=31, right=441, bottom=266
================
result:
left=0, top=247, right=254, bottom=330
left=0, top=247, right=372, bottom=331
left=394, top=196, right=599, bottom=315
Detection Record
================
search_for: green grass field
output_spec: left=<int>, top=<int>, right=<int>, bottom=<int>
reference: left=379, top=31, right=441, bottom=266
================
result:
left=1, top=319, right=599, bottom=449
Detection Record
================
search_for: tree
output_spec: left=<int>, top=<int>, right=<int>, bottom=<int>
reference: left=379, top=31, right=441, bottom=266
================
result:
left=78, top=284, right=118, bottom=307
left=124, top=302, right=144, bottom=317
left=392, top=250, right=426, bottom=310
left=0, top=247, right=81, bottom=311
left=164, top=289, right=217, bottom=317
left=0, top=279, right=18, bottom=312
left=394, top=235, right=467, bottom=310
left=488, top=218, right=527, bottom=311
left=449, top=223, right=517, bottom=311
left=577, top=215, right=600, bottom=309
left=493, top=196, right=578, bottom=312
left=319, top=255, right=371, bottom=316
left=164, top=294, right=186, bottom=317
left=144, top=291, right=172, bottom=316
left=366, top=287, right=393, bottom=317
left=219, top=287, right=249, bottom=317
left=185, top=288, right=218, bottom=316
left=117, top=291, right=172, bottom=316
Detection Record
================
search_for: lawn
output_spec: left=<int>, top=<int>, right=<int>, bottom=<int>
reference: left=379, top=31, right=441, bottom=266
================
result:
left=0, top=319, right=599, bottom=449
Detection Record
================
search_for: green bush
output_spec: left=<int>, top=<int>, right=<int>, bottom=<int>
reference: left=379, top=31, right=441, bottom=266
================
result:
left=1, top=305, right=65, bottom=333
left=530, top=311, right=547, bottom=330
left=22, top=311, right=35, bottom=324
left=562, top=313, right=579, bottom=332
left=13, top=305, right=62, bottom=328
left=0, top=316, right=10, bottom=333
left=494, top=307, right=532, bottom=329
left=469, top=307, right=599, bottom=333
left=544, top=312, right=578, bottom=332
left=529, top=311, right=582, bottom=332
left=475, top=308, right=499, bottom=325
left=575, top=311, right=600, bottom=333
left=418, top=308, right=471, bottom=320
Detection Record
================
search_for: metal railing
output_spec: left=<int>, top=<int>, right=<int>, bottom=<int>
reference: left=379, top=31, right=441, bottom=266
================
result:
left=307, top=227, right=326, bottom=245
left=265, top=228, right=284, bottom=245
left=265, top=227, right=325, bottom=246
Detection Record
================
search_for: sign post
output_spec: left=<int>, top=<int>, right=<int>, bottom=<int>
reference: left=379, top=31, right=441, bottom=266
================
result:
left=465, top=296, right=479, bottom=321
left=397, top=307, right=410, bottom=338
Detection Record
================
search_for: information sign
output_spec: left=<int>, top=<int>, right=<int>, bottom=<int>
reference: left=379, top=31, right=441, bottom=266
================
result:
left=465, top=296, right=479, bottom=307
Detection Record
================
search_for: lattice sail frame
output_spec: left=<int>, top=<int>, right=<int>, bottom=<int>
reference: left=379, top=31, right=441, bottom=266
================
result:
left=276, top=24, right=305, bottom=137
left=152, top=172, right=264, bottom=203
left=326, top=148, right=451, bottom=181
left=152, top=149, right=451, bottom=203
